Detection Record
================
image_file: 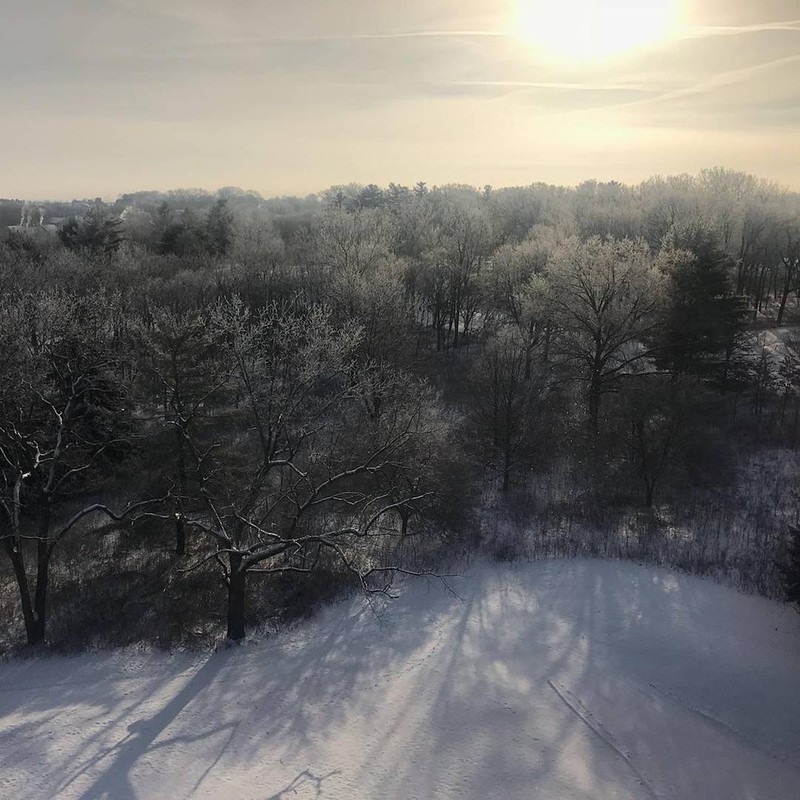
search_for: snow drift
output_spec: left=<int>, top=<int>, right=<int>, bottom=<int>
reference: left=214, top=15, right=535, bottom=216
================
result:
left=1, top=559, right=799, bottom=799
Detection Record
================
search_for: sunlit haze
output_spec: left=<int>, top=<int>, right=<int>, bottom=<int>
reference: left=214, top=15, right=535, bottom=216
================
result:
left=515, top=0, right=679, bottom=61
left=1, top=0, right=798, bottom=198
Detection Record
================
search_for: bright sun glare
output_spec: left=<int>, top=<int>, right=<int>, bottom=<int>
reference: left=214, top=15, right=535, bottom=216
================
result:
left=515, top=0, right=678, bottom=62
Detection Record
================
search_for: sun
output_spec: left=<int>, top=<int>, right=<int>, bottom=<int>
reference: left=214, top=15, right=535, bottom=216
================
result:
left=514, top=0, right=678, bottom=62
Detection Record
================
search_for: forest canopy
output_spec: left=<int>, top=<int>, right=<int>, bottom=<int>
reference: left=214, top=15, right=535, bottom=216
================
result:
left=2, top=168, right=800, bottom=652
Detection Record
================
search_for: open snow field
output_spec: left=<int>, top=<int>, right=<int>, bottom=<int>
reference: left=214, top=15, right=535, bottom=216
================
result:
left=1, top=559, right=799, bottom=799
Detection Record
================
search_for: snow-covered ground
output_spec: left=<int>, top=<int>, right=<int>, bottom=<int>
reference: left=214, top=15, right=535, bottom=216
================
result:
left=1, top=559, right=799, bottom=799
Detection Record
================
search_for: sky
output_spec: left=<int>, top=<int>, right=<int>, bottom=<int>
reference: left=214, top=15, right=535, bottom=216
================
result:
left=1, top=0, right=799, bottom=200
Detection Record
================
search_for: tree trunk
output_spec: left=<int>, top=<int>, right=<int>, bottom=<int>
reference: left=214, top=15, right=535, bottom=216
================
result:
left=2, top=537, right=38, bottom=643
left=25, top=503, right=54, bottom=644
left=777, top=288, right=789, bottom=326
left=542, top=323, right=552, bottom=363
left=588, top=340, right=604, bottom=435
left=736, top=261, right=746, bottom=296
left=777, top=262, right=795, bottom=326
left=227, top=553, right=247, bottom=641
left=502, top=432, right=512, bottom=491
left=174, top=511, right=186, bottom=556
left=175, top=426, right=187, bottom=555
left=32, top=538, right=51, bottom=644
left=524, top=319, right=537, bottom=380
left=588, top=377, right=601, bottom=436
left=399, top=508, right=410, bottom=538
left=754, top=267, right=767, bottom=312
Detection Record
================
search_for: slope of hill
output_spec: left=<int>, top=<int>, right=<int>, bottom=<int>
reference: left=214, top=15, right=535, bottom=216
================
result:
left=1, top=559, right=799, bottom=799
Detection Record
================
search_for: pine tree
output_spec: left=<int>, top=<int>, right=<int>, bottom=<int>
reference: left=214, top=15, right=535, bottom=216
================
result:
left=59, top=206, right=124, bottom=256
left=658, top=223, right=748, bottom=385
left=205, top=197, right=234, bottom=256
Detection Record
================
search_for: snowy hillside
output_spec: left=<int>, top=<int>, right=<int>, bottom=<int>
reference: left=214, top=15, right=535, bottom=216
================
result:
left=1, top=559, right=799, bottom=800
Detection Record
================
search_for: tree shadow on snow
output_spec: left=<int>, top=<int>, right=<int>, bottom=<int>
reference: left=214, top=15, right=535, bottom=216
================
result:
left=63, top=654, right=231, bottom=799
left=3, top=561, right=800, bottom=799
left=265, top=768, right=340, bottom=799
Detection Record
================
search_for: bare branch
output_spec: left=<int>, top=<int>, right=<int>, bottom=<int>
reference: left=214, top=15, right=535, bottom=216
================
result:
left=53, top=495, right=171, bottom=543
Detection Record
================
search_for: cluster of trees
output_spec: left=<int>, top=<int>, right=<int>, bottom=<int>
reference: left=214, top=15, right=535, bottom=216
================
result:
left=57, top=199, right=237, bottom=259
left=2, top=168, right=800, bottom=651
left=0, top=285, right=458, bottom=644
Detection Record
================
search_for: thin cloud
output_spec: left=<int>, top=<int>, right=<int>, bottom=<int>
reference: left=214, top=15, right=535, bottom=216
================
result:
left=441, top=80, right=651, bottom=91
left=682, top=20, right=800, bottom=38
left=163, top=30, right=508, bottom=48
left=334, top=30, right=506, bottom=40
left=625, top=53, right=800, bottom=109
left=424, top=79, right=657, bottom=111
left=6, top=0, right=800, bottom=195
left=588, top=51, right=800, bottom=131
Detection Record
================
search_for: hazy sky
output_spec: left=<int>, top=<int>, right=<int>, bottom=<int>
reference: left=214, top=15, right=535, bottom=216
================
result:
left=2, top=0, right=799, bottom=199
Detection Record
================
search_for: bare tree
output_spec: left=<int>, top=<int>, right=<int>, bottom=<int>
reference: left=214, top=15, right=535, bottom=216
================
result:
left=315, top=207, right=395, bottom=273
left=438, top=199, right=494, bottom=348
left=0, top=291, right=162, bottom=644
left=330, top=261, right=415, bottom=370
left=176, top=299, right=441, bottom=640
left=617, top=376, right=691, bottom=507
left=538, top=236, right=663, bottom=435
left=777, top=215, right=800, bottom=326
left=465, top=333, right=553, bottom=491
left=489, top=237, right=553, bottom=377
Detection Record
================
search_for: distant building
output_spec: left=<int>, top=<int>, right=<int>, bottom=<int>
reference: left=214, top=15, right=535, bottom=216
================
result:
left=18, top=202, right=46, bottom=227
left=5, top=204, right=69, bottom=237
left=7, top=224, right=58, bottom=235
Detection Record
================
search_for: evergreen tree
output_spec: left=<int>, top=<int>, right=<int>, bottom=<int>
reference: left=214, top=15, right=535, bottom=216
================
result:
left=139, top=307, right=225, bottom=555
left=205, top=197, right=234, bottom=256
left=658, top=223, right=748, bottom=384
left=155, top=202, right=206, bottom=257
left=58, top=206, right=124, bottom=256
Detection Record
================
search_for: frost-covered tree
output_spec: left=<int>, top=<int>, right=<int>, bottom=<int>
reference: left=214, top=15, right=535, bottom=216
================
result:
left=0, top=292, right=158, bottom=644
left=465, top=333, right=553, bottom=491
left=205, top=197, right=234, bottom=256
left=59, top=206, right=124, bottom=257
left=537, top=236, right=663, bottom=434
left=178, top=299, right=440, bottom=640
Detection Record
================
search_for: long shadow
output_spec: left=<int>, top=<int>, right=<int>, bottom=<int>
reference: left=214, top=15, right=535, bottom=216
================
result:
left=265, top=769, right=340, bottom=799
left=4, top=559, right=799, bottom=799
left=216, top=578, right=463, bottom=767
left=67, top=653, right=230, bottom=799
left=1, top=580, right=460, bottom=798
left=368, top=561, right=606, bottom=798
